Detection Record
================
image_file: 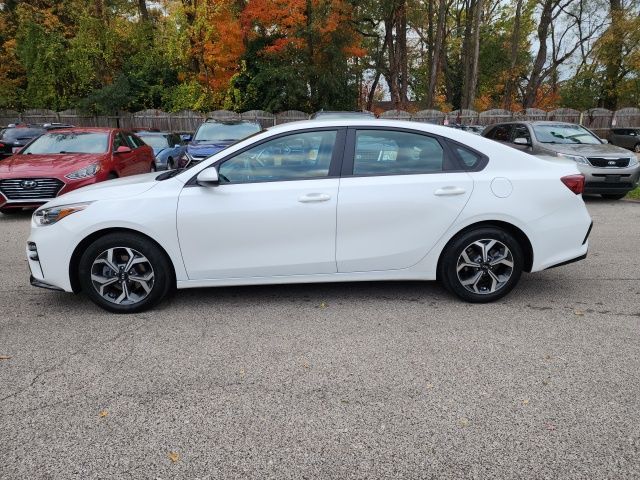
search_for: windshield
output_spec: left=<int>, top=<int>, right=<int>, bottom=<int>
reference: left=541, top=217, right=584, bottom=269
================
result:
left=21, top=132, right=109, bottom=154
left=0, top=128, right=46, bottom=142
left=194, top=123, right=261, bottom=142
left=533, top=124, right=601, bottom=145
left=139, top=135, right=170, bottom=149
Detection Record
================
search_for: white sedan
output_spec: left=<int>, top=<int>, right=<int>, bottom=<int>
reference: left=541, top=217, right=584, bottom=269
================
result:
left=26, top=120, right=592, bottom=313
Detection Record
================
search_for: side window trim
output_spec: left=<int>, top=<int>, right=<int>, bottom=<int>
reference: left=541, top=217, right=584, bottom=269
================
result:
left=341, top=126, right=465, bottom=177
left=186, top=127, right=346, bottom=186
left=444, top=138, right=489, bottom=172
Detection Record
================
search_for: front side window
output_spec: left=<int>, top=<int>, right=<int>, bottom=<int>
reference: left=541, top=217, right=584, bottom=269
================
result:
left=512, top=124, right=531, bottom=143
left=21, top=132, right=109, bottom=154
left=113, top=133, right=127, bottom=151
left=218, top=130, right=337, bottom=184
left=353, top=130, right=445, bottom=175
left=139, top=135, right=169, bottom=149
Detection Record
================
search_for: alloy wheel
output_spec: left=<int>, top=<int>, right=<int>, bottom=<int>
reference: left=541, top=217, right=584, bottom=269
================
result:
left=456, top=239, right=514, bottom=294
left=90, top=247, right=155, bottom=305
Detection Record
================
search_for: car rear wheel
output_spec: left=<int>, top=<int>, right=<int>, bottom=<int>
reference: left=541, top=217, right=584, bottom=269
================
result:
left=78, top=233, right=173, bottom=313
left=601, top=193, right=627, bottom=200
left=438, top=227, right=524, bottom=303
left=150, top=163, right=157, bottom=172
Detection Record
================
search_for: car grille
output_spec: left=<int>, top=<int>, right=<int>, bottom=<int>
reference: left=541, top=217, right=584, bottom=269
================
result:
left=587, top=157, right=630, bottom=168
left=0, top=178, right=64, bottom=200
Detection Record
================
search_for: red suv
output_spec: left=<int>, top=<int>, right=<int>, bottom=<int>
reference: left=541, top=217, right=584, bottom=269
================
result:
left=0, top=128, right=155, bottom=213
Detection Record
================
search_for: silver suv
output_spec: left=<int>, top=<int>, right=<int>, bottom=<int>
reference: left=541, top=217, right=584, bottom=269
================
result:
left=483, top=121, right=640, bottom=200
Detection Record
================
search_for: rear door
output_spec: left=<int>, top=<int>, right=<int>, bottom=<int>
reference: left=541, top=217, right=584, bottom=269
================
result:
left=336, top=128, right=474, bottom=273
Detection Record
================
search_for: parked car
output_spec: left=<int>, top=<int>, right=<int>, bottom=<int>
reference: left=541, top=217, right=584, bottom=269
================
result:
left=462, top=125, right=484, bottom=135
left=609, top=128, right=640, bottom=153
left=177, top=120, right=261, bottom=168
left=0, top=128, right=155, bottom=214
left=0, top=123, right=74, bottom=159
left=482, top=121, right=640, bottom=200
left=310, top=111, right=376, bottom=120
left=27, top=119, right=592, bottom=313
left=137, top=132, right=186, bottom=170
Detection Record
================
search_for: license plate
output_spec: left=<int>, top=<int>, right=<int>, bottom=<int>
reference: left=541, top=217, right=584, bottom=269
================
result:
left=604, top=175, right=621, bottom=183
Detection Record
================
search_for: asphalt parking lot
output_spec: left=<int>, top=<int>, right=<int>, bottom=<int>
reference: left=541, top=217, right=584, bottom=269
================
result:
left=1, top=198, right=639, bottom=479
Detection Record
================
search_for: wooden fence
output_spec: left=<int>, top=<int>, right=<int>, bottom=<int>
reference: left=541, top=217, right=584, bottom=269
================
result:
left=1, top=107, right=639, bottom=137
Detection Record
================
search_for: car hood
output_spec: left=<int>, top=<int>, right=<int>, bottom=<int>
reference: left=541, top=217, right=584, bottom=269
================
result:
left=41, top=172, right=161, bottom=208
left=0, top=153, right=108, bottom=176
left=187, top=140, right=234, bottom=158
left=543, top=143, right=633, bottom=157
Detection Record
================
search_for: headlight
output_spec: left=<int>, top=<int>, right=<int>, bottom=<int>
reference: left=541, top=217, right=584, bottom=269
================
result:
left=628, top=156, right=638, bottom=167
left=177, top=152, right=194, bottom=169
left=556, top=153, right=589, bottom=165
left=65, top=163, right=101, bottom=180
left=33, top=202, right=91, bottom=226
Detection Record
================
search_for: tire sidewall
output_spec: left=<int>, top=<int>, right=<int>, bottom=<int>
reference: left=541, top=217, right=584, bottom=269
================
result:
left=78, top=232, right=171, bottom=313
left=440, top=227, right=524, bottom=303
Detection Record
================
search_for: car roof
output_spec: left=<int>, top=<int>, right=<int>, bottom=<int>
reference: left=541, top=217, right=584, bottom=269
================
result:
left=203, top=119, right=259, bottom=125
left=42, top=127, right=116, bottom=134
left=136, top=131, right=171, bottom=135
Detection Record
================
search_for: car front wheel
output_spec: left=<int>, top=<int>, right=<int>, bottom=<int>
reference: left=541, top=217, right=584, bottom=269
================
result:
left=439, top=227, right=524, bottom=303
left=78, top=233, right=173, bottom=313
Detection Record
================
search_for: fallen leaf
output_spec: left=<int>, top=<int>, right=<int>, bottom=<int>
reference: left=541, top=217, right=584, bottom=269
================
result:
left=425, top=383, right=434, bottom=390
left=0, top=355, right=11, bottom=360
left=168, top=451, right=180, bottom=463
left=319, top=302, right=327, bottom=308
left=574, top=309, right=585, bottom=316
left=459, top=417, right=470, bottom=427
left=542, top=379, right=550, bottom=386
left=522, top=399, right=529, bottom=405
left=303, top=362, right=309, bottom=369
left=98, top=410, right=108, bottom=418
left=239, top=368, right=245, bottom=375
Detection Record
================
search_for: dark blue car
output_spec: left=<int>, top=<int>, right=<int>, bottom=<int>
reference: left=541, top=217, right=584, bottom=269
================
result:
left=178, top=120, right=262, bottom=168
left=137, top=132, right=186, bottom=170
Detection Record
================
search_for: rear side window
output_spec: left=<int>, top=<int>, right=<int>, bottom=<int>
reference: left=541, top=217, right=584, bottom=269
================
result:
left=353, top=130, right=445, bottom=175
left=451, top=144, right=483, bottom=169
left=487, top=124, right=513, bottom=141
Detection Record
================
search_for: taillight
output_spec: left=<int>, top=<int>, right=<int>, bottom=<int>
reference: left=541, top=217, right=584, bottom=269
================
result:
left=561, top=174, right=585, bottom=195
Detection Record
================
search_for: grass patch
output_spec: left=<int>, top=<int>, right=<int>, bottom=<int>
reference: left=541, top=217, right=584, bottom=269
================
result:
left=627, top=186, right=640, bottom=200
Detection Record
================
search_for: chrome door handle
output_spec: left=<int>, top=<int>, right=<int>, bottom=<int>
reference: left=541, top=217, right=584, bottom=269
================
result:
left=434, top=186, right=467, bottom=196
left=298, top=193, right=331, bottom=203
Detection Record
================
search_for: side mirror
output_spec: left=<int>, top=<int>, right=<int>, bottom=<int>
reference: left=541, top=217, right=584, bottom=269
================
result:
left=513, top=137, right=530, bottom=146
left=116, top=145, right=132, bottom=154
left=196, top=168, right=219, bottom=186
left=600, top=138, right=608, bottom=144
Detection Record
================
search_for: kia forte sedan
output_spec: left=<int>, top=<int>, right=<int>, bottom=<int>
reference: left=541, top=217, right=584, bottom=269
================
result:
left=26, top=120, right=592, bottom=313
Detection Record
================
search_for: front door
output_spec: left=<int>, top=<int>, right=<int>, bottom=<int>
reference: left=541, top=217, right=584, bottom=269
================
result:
left=177, top=129, right=345, bottom=280
left=336, top=128, right=473, bottom=272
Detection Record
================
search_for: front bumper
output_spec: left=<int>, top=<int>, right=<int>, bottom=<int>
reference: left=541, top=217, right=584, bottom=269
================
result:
left=579, top=163, right=640, bottom=194
left=30, top=274, right=64, bottom=291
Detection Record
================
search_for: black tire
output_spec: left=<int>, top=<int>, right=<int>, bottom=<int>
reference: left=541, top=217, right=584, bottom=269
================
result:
left=601, top=193, right=627, bottom=200
left=107, top=172, right=118, bottom=180
left=150, top=163, right=157, bottom=172
left=167, top=157, right=174, bottom=170
left=438, top=227, right=524, bottom=303
left=78, top=232, right=173, bottom=313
